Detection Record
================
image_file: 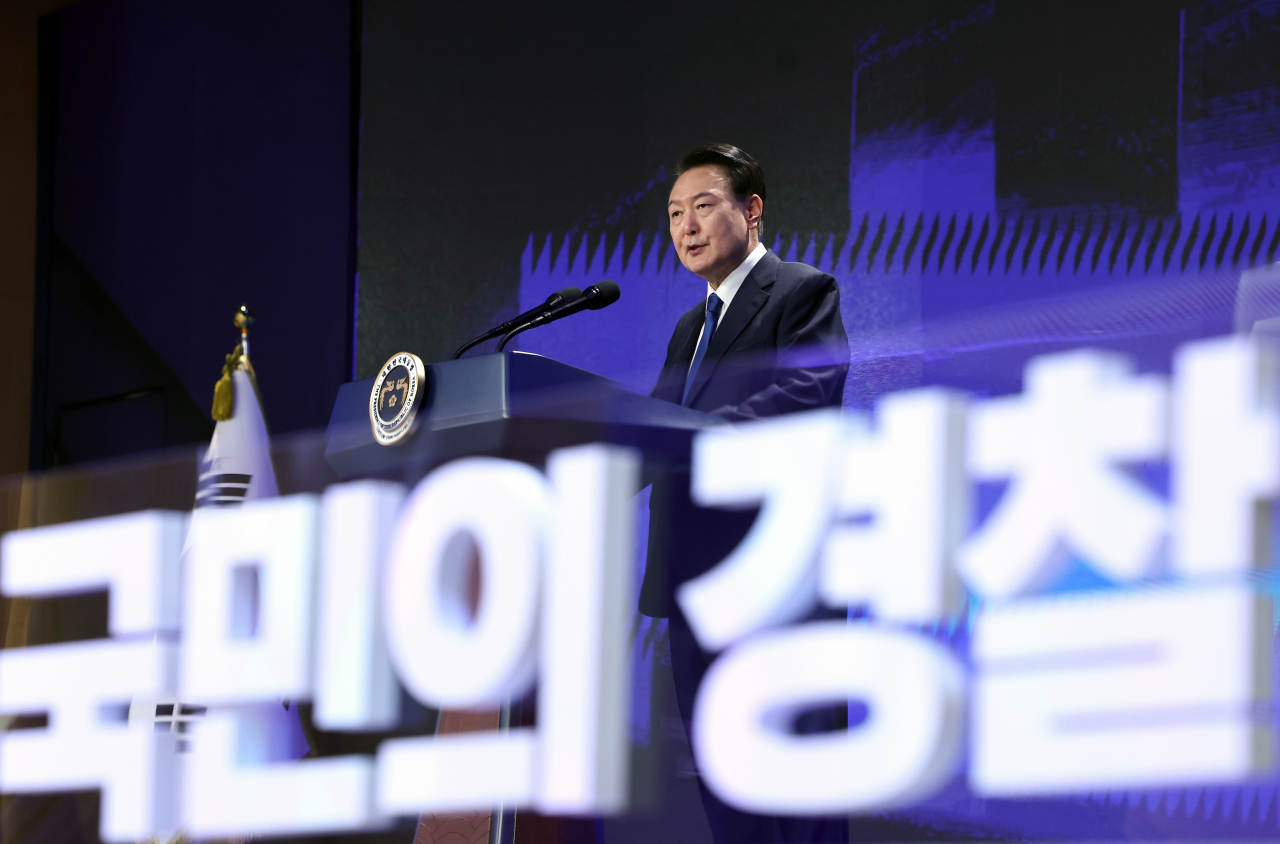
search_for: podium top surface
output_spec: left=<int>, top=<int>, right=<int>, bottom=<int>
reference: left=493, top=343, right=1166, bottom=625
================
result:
left=324, top=351, right=716, bottom=478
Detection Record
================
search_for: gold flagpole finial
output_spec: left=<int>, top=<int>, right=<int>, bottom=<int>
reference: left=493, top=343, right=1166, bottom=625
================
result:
left=212, top=306, right=257, bottom=421
left=234, top=304, right=255, bottom=358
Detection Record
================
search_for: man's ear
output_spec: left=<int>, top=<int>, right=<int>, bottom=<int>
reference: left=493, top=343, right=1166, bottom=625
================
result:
left=747, top=195, right=763, bottom=231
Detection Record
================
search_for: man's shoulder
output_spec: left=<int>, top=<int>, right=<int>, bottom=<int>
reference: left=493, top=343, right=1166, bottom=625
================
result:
left=757, top=253, right=835, bottom=295
left=777, top=255, right=832, bottom=278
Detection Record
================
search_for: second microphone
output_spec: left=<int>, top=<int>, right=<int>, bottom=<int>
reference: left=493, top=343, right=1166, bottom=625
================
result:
left=496, top=280, right=621, bottom=351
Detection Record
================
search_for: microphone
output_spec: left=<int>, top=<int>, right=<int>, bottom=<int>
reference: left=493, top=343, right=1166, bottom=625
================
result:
left=450, top=285, right=583, bottom=359
left=496, top=280, right=621, bottom=351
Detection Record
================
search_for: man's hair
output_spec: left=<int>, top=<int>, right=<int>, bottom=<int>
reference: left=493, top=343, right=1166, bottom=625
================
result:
left=676, top=143, right=766, bottom=239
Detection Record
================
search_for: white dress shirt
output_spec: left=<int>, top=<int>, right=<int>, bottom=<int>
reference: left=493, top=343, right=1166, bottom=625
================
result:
left=688, top=241, right=767, bottom=374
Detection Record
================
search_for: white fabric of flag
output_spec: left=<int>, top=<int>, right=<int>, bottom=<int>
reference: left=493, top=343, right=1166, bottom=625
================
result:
left=196, top=369, right=279, bottom=507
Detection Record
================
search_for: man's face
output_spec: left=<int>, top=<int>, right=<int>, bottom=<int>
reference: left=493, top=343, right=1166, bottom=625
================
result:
left=668, top=165, right=761, bottom=286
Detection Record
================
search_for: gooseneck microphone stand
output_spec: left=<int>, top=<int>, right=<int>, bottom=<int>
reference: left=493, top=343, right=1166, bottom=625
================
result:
left=450, top=285, right=582, bottom=359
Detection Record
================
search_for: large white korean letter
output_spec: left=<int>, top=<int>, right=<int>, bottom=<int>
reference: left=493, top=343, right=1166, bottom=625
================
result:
left=540, top=445, right=639, bottom=813
left=315, top=480, right=406, bottom=731
left=678, top=410, right=844, bottom=651
left=181, top=495, right=382, bottom=837
left=182, top=496, right=319, bottom=703
left=0, top=511, right=184, bottom=843
left=378, top=458, right=547, bottom=814
left=1173, top=335, right=1280, bottom=575
left=821, top=388, right=967, bottom=623
left=693, top=622, right=965, bottom=813
left=959, top=350, right=1168, bottom=598
left=972, top=583, right=1273, bottom=795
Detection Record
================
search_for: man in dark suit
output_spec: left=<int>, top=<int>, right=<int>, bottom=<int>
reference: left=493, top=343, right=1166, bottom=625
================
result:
left=639, top=144, right=849, bottom=843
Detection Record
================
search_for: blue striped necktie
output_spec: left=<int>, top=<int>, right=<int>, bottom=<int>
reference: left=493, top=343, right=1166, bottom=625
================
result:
left=683, top=292, right=723, bottom=405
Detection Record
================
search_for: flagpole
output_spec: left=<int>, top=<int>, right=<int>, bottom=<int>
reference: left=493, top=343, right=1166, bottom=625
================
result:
left=235, top=304, right=255, bottom=359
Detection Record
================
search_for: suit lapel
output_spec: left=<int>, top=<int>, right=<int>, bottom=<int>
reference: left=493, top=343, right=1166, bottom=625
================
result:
left=682, top=251, right=778, bottom=407
left=656, top=308, right=702, bottom=403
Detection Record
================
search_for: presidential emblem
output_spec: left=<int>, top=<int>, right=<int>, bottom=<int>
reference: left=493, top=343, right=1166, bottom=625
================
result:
left=369, top=352, right=426, bottom=446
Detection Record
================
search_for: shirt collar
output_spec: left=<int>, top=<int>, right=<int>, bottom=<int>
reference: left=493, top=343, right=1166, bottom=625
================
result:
left=708, top=241, right=767, bottom=313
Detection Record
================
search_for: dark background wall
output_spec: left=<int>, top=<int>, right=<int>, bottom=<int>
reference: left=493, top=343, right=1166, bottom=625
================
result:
left=357, top=0, right=878, bottom=374
left=34, top=0, right=356, bottom=467
left=358, top=0, right=1280, bottom=380
left=992, top=1, right=1181, bottom=214
left=0, top=0, right=77, bottom=477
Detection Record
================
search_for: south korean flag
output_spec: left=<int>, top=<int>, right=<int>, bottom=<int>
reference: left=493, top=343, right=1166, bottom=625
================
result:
left=129, top=364, right=309, bottom=760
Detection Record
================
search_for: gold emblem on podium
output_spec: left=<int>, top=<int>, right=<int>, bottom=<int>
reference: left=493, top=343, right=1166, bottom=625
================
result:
left=369, top=352, right=426, bottom=446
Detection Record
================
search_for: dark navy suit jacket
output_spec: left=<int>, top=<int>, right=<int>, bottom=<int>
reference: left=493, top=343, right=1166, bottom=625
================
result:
left=639, top=249, right=849, bottom=617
